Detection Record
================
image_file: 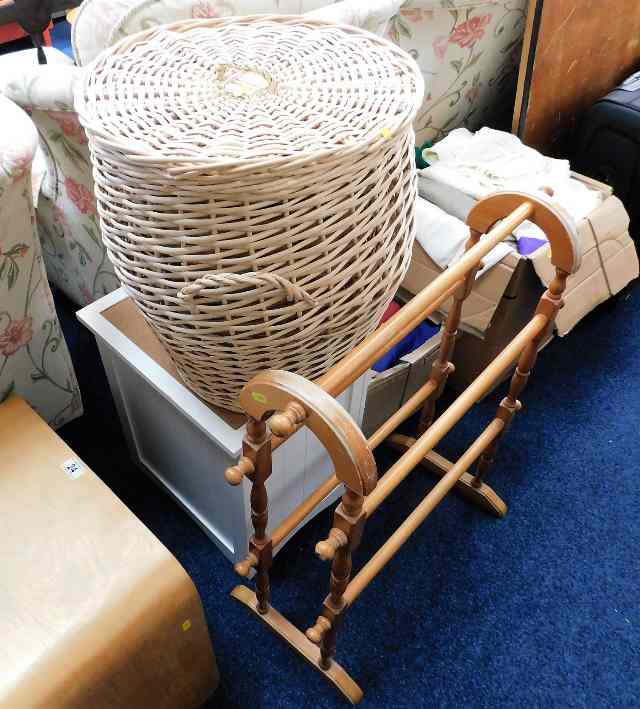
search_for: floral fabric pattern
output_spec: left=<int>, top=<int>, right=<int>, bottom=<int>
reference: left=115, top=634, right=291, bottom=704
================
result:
left=34, top=109, right=119, bottom=306
left=66, top=176, right=96, bottom=215
left=191, top=0, right=228, bottom=18
left=49, top=111, right=88, bottom=145
left=0, top=317, right=33, bottom=357
left=0, top=97, right=82, bottom=428
left=0, top=48, right=117, bottom=306
left=449, top=13, right=492, bottom=48
left=387, top=0, right=528, bottom=145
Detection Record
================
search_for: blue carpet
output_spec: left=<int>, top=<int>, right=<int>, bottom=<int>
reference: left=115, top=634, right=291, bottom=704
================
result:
left=54, top=279, right=640, bottom=709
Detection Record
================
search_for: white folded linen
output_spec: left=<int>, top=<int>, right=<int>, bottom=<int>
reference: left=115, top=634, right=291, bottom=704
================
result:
left=415, top=197, right=514, bottom=277
left=420, top=127, right=603, bottom=223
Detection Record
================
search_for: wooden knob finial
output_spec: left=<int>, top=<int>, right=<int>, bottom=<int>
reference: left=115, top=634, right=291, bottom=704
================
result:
left=315, top=528, right=348, bottom=562
left=234, top=552, right=258, bottom=577
left=306, top=616, right=332, bottom=645
left=224, top=456, right=254, bottom=486
left=269, top=401, right=307, bottom=438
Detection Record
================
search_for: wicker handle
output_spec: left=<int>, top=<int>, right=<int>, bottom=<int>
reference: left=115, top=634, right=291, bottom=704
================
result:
left=177, top=272, right=318, bottom=306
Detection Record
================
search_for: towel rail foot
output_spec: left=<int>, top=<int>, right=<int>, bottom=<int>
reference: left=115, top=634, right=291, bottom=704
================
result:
left=386, top=434, right=508, bottom=518
left=230, top=585, right=363, bottom=704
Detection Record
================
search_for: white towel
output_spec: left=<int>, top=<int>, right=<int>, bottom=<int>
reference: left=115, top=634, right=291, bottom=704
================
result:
left=415, top=198, right=514, bottom=277
left=421, top=127, right=603, bottom=223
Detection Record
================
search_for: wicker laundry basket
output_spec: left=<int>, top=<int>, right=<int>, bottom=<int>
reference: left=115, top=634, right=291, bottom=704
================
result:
left=77, top=16, right=424, bottom=411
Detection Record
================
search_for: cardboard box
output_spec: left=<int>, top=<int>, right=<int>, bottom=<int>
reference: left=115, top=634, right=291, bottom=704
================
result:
left=361, top=330, right=442, bottom=437
left=407, top=174, right=638, bottom=337
left=402, top=175, right=639, bottom=391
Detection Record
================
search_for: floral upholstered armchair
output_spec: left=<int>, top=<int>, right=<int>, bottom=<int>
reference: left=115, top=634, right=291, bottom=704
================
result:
left=0, top=48, right=119, bottom=307
left=0, top=0, right=399, bottom=307
left=0, top=96, right=82, bottom=428
left=387, top=1, right=528, bottom=145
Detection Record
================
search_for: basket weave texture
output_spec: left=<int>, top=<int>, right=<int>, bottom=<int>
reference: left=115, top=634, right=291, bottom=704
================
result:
left=77, top=16, right=424, bottom=411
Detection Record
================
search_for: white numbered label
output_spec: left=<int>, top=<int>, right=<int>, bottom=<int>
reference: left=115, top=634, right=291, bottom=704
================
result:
left=62, top=458, right=85, bottom=480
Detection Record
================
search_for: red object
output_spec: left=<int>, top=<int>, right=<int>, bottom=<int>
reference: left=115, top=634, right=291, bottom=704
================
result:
left=379, top=300, right=401, bottom=325
left=0, top=20, right=52, bottom=46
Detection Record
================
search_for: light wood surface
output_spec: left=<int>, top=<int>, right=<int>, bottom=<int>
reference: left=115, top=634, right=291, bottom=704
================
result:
left=317, top=202, right=534, bottom=398
left=271, top=377, right=439, bottom=548
left=466, top=192, right=579, bottom=274
left=362, top=314, right=548, bottom=516
left=417, top=228, right=482, bottom=435
left=386, top=436, right=508, bottom=518
left=0, top=396, right=218, bottom=709
left=239, top=370, right=377, bottom=496
left=512, top=0, right=542, bottom=140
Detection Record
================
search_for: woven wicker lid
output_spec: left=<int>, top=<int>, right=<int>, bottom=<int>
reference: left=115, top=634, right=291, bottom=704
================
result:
left=77, top=15, right=424, bottom=170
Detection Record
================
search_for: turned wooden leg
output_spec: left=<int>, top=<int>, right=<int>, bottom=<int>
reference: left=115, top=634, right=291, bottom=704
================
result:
left=307, top=489, right=366, bottom=670
left=472, top=268, right=568, bottom=487
left=225, top=416, right=273, bottom=614
left=418, top=230, right=482, bottom=434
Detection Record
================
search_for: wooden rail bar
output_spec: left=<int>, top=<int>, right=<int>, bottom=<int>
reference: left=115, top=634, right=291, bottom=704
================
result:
left=271, top=378, right=439, bottom=548
left=270, top=278, right=463, bottom=452
left=343, top=418, right=505, bottom=607
left=230, top=192, right=579, bottom=705
left=271, top=475, right=340, bottom=548
left=363, top=312, right=548, bottom=517
left=316, top=202, right=534, bottom=399
left=367, top=379, right=438, bottom=450
left=270, top=291, right=545, bottom=549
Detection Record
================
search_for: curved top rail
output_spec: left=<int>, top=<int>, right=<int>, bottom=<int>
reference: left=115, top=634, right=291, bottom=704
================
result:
left=466, top=191, right=581, bottom=275
left=239, top=370, right=377, bottom=496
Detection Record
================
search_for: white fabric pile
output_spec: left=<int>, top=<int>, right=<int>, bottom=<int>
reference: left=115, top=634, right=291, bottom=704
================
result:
left=415, top=199, right=512, bottom=278
left=415, top=128, right=603, bottom=272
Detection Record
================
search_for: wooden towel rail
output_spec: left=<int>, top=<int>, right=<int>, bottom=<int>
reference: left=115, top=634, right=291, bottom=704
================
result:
left=224, top=192, right=579, bottom=703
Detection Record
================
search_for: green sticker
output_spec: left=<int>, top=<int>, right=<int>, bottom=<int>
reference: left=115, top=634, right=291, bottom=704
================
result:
left=251, top=391, right=267, bottom=404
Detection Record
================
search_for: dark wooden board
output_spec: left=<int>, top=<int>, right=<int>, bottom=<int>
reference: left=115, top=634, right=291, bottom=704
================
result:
left=513, top=0, right=640, bottom=154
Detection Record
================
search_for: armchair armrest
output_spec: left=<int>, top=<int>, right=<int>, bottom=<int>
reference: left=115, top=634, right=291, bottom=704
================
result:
left=0, top=47, right=83, bottom=112
left=0, top=96, right=38, bottom=190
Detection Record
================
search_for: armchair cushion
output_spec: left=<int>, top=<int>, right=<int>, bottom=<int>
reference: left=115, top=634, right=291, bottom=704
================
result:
left=305, top=0, right=400, bottom=35
left=385, top=0, right=528, bottom=145
left=72, top=0, right=396, bottom=66
left=32, top=109, right=119, bottom=305
left=0, top=48, right=118, bottom=307
left=0, top=47, right=86, bottom=207
left=73, top=0, right=336, bottom=65
left=0, top=97, right=82, bottom=428
left=72, top=0, right=143, bottom=66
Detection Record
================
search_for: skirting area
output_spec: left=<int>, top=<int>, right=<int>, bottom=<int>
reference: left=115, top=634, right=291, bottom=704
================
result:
left=56, top=279, right=639, bottom=709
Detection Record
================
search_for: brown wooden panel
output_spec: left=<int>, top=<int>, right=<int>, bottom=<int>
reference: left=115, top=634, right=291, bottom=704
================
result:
left=514, top=0, right=640, bottom=154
